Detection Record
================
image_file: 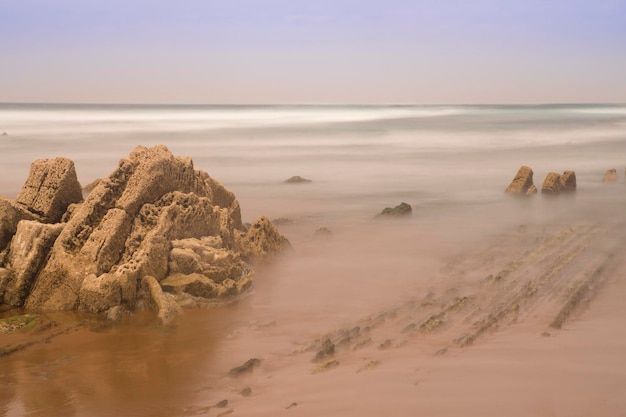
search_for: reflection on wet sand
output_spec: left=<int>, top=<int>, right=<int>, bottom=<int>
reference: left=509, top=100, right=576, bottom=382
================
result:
left=0, top=308, right=242, bottom=417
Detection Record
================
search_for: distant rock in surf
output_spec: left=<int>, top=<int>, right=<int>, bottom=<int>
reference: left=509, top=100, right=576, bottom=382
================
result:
left=603, top=169, right=618, bottom=183
left=1, top=132, right=7, bottom=136
left=505, top=165, right=534, bottom=195
left=82, top=178, right=102, bottom=194
left=376, top=202, right=412, bottom=218
left=284, top=175, right=312, bottom=184
left=541, top=172, right=563, bottom=195
left=526, top=184, right=538, bottom=195
left=0, top=145, right=290, bottom=323
left=560, top=170, right=577, bottom=192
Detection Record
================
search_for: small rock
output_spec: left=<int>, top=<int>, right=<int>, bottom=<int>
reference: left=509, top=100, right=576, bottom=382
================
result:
left=312, top=338, right=335, bottom=362
left=311, top=358, right=339, bottom=374
left=379, top=339, right=392, bottom=350
left=1, top=132, right=7, bottom=136
left=357, top=360, right=380, bottom=373
left=314, top=227, right=333, bottom=238
left=286, top=402, right=298, bottom=410
left=272, top=217, right=292, bottom=226
left=376, top=202, right=412, bottom=218
left=603, top=168, right=618, bottom=183
left=214, top=399, right=228, bottom=408
left=228, top=358, right=262, bottom=376
left=434, top=347, right=448, bottom=356
left=541, top=331, right=551, bottom=337
left=526, top=184, right=537, bottom=195
left=284, top=176, right=312, bottom=184
left=240, top=387, right=252, bottom=397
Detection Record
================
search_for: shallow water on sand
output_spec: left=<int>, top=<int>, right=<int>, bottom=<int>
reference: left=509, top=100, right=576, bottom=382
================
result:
left=1, top=104, right=626, bottom=416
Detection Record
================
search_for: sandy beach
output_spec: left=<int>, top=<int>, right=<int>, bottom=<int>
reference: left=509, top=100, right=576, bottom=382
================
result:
left=1, top=104, right=626, bottom=417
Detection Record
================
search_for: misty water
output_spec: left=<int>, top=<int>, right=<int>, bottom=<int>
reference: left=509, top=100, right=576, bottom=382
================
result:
left=1, top=104, right=626, bottom=416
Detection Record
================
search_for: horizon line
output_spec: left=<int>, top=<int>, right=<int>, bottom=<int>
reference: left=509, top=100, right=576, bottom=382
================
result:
left=1, top=101, right=625, bottom=107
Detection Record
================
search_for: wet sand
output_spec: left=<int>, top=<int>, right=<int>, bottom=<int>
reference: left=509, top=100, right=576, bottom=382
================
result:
left=3, top=188, right=626, bottom=417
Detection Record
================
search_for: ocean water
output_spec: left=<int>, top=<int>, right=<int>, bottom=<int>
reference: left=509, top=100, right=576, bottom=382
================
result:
left=1, top=103, right=625, bottom=224
left=1, top=103, right=626, bottom=417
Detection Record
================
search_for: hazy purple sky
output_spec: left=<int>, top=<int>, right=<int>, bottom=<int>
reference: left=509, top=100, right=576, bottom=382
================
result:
left=1, top=0, right=625, bottom=104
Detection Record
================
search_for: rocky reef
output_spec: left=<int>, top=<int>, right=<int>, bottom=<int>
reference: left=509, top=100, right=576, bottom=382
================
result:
left=0, top=145, right=290, bottom=323
left=505, top=165, right=577, bottom=196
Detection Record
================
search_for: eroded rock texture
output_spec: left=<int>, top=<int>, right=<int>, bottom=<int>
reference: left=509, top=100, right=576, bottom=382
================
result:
left=0, top=145, right=290, bottom=323
left=505, top=165, right=534, bottom=195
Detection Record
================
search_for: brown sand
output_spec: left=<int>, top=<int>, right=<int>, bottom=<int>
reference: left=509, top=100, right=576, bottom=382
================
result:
left=2, top=196, right=626, bottom=417
left=177, top=214, right=626, bottom=417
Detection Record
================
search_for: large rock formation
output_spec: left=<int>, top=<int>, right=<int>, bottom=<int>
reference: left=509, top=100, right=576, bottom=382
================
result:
left=505, top=166, right=534, bottom=195
left=0, top=145, right=290, bottom=322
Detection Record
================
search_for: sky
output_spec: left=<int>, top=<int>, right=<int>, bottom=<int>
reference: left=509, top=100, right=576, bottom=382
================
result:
left=1, top=0, right=625, bottom=104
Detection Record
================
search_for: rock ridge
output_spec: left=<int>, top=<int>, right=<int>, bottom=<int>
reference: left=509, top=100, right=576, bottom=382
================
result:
left=0, top=145, right=290, bottom=323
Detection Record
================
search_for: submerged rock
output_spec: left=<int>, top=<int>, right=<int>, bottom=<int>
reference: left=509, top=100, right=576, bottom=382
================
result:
left=505, top=165, right=534, bottom=195
left=376, top=202, right=412, bottom=218
left=284, top=175, right=312, bottom=184
left=603, top=169, right=618, bottom=183
left=0, top=145, right=290, bottom=321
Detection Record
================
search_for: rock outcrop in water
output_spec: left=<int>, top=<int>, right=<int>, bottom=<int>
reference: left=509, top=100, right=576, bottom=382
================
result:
left=506, top=166, right=577, bottom=196
left=541, top=172, right=563, bottom=195
left=560, top=170, right=577, bottom=192
left=505, top=165, right=534, bottom=195
left=603, top=169, right=618, bottom=183
left=376, top=202, right=412, bottom=218
left=0, top=145, right=290, bottom=323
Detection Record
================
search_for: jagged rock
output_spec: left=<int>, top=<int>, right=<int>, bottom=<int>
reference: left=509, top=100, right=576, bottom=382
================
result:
left=141, top=275, right=182, bottom=325
left=240, top=216, right=291, bottom=262
left=15, top=157, right=83, bottom=223
left=314, top=227, right=333, bottom=238
left=376, top=202, right=412, bottom=218
left=23, top=145, right=246, bottom=311
left=541, top=172, right=563, bottom=195
left=2, top=221, right=64, bottom=306
left=312, top=338, right=335, bottom=362
left=526, top=185, right=538, bottom=195
left=284, top=176, right=311, bottom=184
left=560, top=170, right=577, bottom=192
left=78, top=273, right=122, bottom=313
left=0, top=268, right=11, bottom=302
left=0, top=197, right=38, bottom=252
left=603, top=169, right=618, bottom=183
left=169, top=237, right=249, bottom=282
left=169, top=247, right=202, bottom=275
left=505, top=165, right=534, bottom=195
left=228, top=358, right=262, bottom=376
left=82, top=178, right=102, bottom=194
left=161, top=273, right=219, bottom=299
left=0, top=145, right=287, bottom=320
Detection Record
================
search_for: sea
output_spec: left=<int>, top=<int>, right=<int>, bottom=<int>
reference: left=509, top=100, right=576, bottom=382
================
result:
left=1, top=103, right=625, bottom=224
left=0, top=103, right=625, bottom=417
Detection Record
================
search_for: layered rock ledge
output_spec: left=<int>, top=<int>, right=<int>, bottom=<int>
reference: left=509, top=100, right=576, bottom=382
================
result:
left=0, top=145, right=290, bottom=323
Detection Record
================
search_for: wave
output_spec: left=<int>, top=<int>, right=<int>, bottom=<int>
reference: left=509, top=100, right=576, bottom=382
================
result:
left=0, top=105, right=466, bottom=136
